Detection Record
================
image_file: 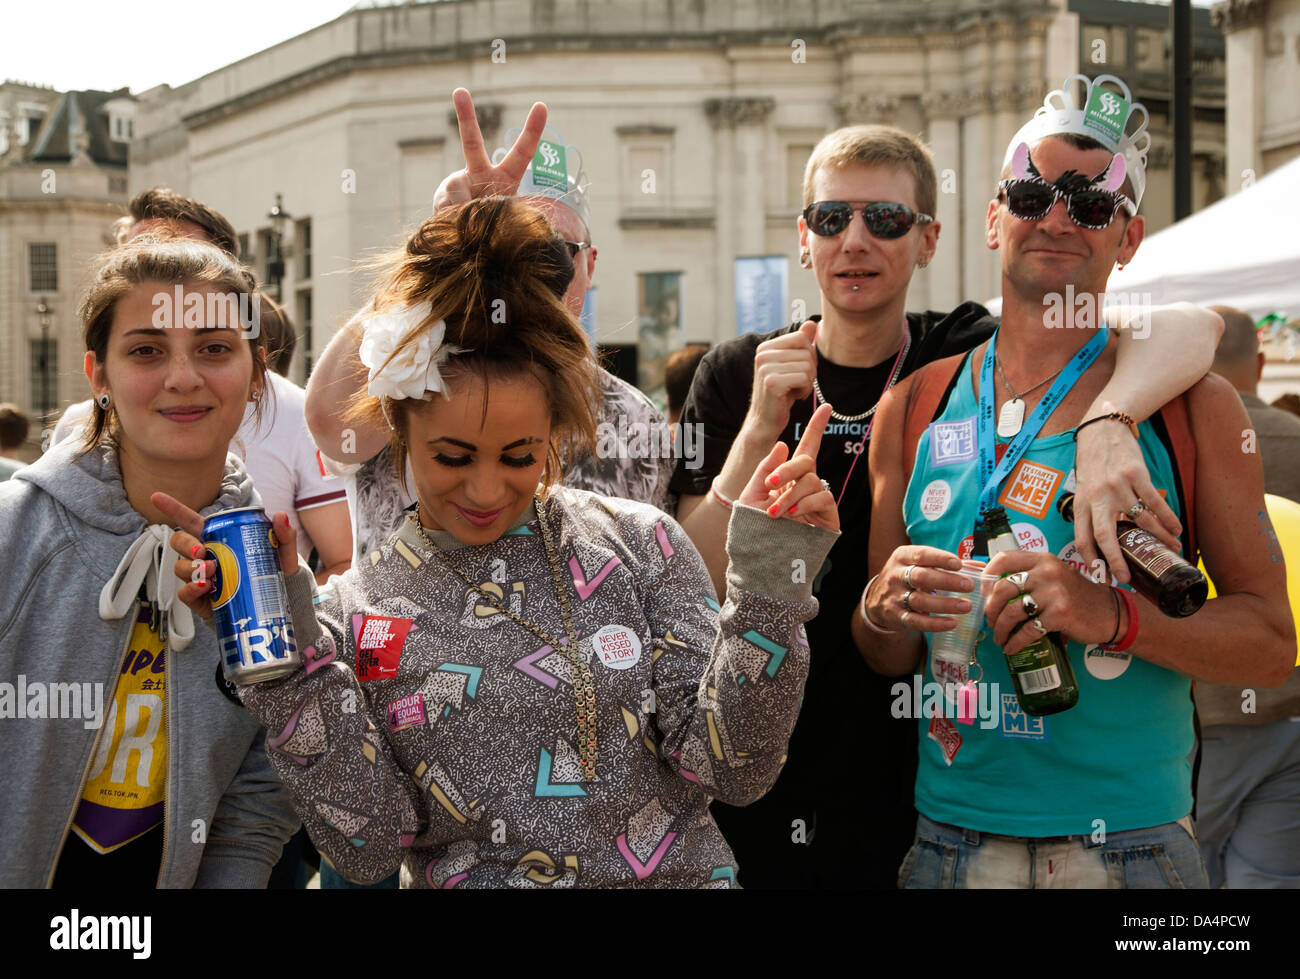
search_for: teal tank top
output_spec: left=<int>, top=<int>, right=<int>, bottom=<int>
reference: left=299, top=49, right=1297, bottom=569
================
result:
left=901, top=350, right=1193, bottom=836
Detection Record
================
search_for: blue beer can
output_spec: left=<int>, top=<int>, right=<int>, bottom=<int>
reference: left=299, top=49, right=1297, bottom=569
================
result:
left=203, top=506, right=300, bottom=684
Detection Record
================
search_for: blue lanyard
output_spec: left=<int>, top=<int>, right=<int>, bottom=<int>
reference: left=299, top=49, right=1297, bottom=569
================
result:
left=976, top=327, right=1109, bottom=514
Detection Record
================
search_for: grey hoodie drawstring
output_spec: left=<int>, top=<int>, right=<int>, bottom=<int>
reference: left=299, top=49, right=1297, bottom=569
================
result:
left=99, top=524, right=196, bottom=651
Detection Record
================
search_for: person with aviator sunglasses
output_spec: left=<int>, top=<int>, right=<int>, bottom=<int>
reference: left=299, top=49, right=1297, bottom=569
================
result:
left=670, top=106, right=1224, bottom=889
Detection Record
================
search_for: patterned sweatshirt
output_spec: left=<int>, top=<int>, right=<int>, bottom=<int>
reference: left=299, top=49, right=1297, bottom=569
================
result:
left=238, top=487, right=837, bottom=888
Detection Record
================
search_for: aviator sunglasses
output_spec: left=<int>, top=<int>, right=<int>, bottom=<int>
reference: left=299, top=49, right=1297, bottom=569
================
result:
left=802, top=201, right=934, bottom=240
left=998, top=178, right=1137, bottom=231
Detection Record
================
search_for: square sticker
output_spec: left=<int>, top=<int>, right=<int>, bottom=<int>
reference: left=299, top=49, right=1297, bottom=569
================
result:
left=928, top=714, right=963, bottom=766
left=997, top=693, right=1050, bottom=742
left=355, top=615, right=413, bottom=682
left=998, top=459, right=1064, bottom=519
left=928, top=417, right=977, bottom=468
left=531, top=139, right=568, bottom=190
left=387, top=692, right=427, bottom=733
left=1083, top=86, right=1129, bottom=145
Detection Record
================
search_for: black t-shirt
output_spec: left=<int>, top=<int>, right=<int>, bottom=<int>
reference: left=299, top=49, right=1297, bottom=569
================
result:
left=671, top=302, right=996, bottom=888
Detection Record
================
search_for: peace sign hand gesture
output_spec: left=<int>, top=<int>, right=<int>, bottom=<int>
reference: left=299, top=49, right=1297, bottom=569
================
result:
left=432, top=88, right=549, bottom=211
left=736, top=403, right=839, bottom=532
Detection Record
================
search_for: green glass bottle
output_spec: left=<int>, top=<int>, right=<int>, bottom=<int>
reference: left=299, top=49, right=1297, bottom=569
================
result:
left=983, top=506, right=1079, bottom=716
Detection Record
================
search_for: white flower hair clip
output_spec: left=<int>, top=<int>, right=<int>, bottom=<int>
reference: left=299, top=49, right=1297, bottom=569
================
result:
left=359, top=301, right=463, bottom=408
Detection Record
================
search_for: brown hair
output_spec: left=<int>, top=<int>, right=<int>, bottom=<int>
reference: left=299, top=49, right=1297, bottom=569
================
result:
left=802, top=125, right=938, bottom=217
left=664, top=344, right=709, bottom=423
left=77, top=236, right=268, bottom=452
left=257, top=292, right=297, bottom=376
left=114, top=187, right=241, bottom=259
left=348, top=196, right=600, bottom=490
left=0, top=403, right=29, bottom=451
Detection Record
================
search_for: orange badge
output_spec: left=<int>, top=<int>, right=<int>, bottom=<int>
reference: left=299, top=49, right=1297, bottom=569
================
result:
left=998, top=460, right=1065, bottom=520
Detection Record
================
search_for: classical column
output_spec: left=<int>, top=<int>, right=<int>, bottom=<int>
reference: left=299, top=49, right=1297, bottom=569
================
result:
left=957, top=90, right=997, bottom=308
left=835, top=94, right=902, bottom=129
left=921, top=91, right=964, bottom=311
left=1212, top=0, right=1268, bottom=191
left=705, top=97, right=775, bottom=340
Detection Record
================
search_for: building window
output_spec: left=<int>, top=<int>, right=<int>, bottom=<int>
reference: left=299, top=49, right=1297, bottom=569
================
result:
left=636, top=271, right=683, bottom=405
left=297, top=289, right=314, bottom=379
left=617, top=127, right=674, bottom=209
left=30, top=337, right=57, bottom=416
left=29, top=243, right=57, bottom=293
left=296, top=219, right=312, bottom=280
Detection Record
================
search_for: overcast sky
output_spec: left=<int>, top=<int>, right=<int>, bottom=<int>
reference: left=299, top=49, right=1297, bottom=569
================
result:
left=6, top=0, right=1222, bottom=96
left=5, top=1, right=356, bottom=95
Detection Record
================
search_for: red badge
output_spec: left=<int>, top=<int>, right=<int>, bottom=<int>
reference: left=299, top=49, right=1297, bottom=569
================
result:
left=355, top=615, right=413, bottom=682
left=928, top=714, right=963, bottom=766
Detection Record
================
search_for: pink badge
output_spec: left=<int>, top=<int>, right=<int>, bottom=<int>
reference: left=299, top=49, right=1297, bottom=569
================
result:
left=387, top=692, right=427, bottom=733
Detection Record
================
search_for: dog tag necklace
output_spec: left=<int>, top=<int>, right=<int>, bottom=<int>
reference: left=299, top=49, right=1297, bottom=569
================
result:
left=995, top=356, right=1066, bottom=438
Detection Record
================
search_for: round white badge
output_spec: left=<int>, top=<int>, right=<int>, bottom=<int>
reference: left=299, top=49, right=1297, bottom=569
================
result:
left=920, top=480, right=952, bottom=521
left=1082, top=642, right=1132, bottom=680
left=1010, top=521, right=1049, bottom=553
left=593, top=625, right=643, bottom=671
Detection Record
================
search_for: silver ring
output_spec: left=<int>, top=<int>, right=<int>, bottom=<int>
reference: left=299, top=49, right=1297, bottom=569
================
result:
left=904, top=564, right=917, bottom=589
left=1031, top=618, right=1047, bottom=635
left=1007, top=571, right=1029, bottom=590
left=820, top=478, right=832, bottom=494
left=1022, top=593, right=1040, bottom=617
left=1126, top=501, right=1147, bottom=520
left=903, top=590, right=915, bottom=614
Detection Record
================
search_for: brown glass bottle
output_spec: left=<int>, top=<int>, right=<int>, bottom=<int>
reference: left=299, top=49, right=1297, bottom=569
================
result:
left=1056, top=493, right=1207, bottom=617
left=983, top=506, right=1079, bottom=716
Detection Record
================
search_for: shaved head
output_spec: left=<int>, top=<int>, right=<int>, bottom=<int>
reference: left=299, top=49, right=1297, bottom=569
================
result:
left=1210, top=305, right=1263, bottom=393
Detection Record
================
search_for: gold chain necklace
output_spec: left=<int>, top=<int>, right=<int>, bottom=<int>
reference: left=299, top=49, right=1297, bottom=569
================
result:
left=412, top=496, right=597, bottom=781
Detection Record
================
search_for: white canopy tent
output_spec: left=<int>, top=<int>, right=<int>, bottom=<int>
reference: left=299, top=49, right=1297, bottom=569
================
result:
left=985, top=154, right=1300, bottom=321
left=1106, top=154, right=1300, bottom=320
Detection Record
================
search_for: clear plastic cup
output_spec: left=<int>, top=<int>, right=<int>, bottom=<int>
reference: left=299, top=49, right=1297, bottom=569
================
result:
left=929, top=560, right=999, bottom=665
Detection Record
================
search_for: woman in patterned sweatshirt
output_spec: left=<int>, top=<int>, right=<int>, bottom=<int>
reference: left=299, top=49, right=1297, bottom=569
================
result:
left=160, top=197, right=840, bottom=888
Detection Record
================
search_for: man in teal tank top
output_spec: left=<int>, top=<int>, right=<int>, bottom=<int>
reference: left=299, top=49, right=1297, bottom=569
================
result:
left=851, top=75, right=1295, bottom=888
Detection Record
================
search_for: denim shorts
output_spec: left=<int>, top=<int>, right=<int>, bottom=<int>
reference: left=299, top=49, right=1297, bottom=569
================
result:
left=899, top=813, right=1209, bottom=889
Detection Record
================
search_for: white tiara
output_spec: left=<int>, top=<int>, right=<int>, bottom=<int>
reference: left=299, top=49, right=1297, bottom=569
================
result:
left=1002, top=74, right=1152, bottom=208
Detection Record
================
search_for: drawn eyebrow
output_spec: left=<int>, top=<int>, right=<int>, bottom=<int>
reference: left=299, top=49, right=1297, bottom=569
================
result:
left=427, top=436, right=543, bottom=451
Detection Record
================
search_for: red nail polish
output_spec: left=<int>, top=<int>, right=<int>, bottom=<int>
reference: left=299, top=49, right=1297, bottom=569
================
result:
left=788, top=504, right=798, bottom=514
left=767, top=503, right=780, bottom=516
left=190, top=544, right=204, bottom=558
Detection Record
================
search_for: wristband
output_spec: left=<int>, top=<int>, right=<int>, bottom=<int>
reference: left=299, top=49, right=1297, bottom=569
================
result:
left=1102, top=587, right=1139, bottom=651
left=1103, top=586, right=1123, bottom=646
left=860, top=574, right=898, bottom=635
left=710, top=478, right=734, bottom=510
left=1074, top=411, right=1139, bottom=441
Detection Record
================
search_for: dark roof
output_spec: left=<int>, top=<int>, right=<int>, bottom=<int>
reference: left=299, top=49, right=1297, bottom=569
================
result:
left=28, top=88, right=132, bottom=169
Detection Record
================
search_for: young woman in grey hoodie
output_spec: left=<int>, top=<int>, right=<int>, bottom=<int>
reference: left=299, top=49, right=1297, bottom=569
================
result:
left=0, top=238, right=299, bottom=887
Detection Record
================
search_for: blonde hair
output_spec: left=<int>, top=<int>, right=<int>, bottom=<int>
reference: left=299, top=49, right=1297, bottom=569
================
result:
left=802, top=125, right=938, bottom=217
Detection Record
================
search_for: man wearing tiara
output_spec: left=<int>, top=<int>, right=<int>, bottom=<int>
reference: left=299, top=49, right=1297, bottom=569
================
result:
left=860, top=74, right=1294, bottom=887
